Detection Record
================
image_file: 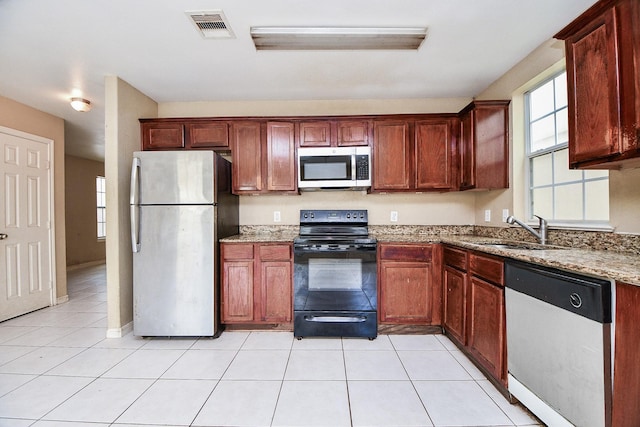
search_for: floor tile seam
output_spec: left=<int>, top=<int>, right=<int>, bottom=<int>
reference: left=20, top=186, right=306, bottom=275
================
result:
left=37, top=375, right=102, bottom=424
left=472, top=378, right=526, bottom=427
left=0, top=344, right=41, bottom=367
left=0, top=372, right=40, bottom=399
left=268, top=338, right=294, bottom=427
left=410, top=377, right=519, bottom=427
left=104, top=375, right=161, bottom=425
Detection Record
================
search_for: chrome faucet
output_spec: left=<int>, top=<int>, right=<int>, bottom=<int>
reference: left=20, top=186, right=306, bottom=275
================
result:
left=505, top=215, right=548, bottom=245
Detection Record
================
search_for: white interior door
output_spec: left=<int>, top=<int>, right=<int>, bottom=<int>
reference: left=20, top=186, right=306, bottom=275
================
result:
left=0, top=127, right=53, bottom=322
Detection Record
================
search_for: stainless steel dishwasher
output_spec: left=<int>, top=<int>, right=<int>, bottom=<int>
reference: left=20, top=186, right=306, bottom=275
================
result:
left=505, top=260, right=613, bottom=427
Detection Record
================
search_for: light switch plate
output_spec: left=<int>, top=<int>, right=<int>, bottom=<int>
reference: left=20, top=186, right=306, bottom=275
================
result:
left=390, top=211, right=398, bottom=222
left=484, top=210, right=491, bottom=222
left=273, top=211, right=281, bottom=222
left=502, top=209, right=510, bottom=222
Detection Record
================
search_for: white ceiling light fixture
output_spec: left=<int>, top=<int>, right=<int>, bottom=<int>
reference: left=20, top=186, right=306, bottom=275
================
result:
left=250, top=26, right=428, bottom=50
left=70, top=97, right=92, bottom=112
left=187, top=10, right=235, bottom=39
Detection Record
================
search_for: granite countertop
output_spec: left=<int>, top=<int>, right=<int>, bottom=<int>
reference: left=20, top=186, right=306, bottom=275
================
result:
left=221, top=230, right=640, bottom=286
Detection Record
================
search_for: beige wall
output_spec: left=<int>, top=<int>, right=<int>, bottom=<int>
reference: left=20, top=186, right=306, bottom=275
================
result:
left=161, top=97, right=477, bottom=226
left=0, top=95, right=67, bottom=299
left=65, top=155, right=106, bottom=266
left=105, top=76, right=158, bottom=335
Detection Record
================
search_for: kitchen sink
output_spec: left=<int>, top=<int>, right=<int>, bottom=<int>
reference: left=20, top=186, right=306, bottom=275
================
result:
left=479, top=242, right=567, bottom=251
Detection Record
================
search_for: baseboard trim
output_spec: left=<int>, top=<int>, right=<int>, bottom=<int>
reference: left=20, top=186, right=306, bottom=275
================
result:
left=106, top=321, right=133, bottom=338
left=56, top=295, right=69, bottom=304
left=66, top=260, right=106, bottom=271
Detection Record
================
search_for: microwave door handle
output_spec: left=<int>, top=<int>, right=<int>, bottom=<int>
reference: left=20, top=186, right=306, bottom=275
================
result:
left=351, top=154, right=357, bottom=181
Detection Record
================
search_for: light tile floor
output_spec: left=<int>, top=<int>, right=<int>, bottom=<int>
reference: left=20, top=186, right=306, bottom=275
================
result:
left=0, top=264, right=543, bottom=427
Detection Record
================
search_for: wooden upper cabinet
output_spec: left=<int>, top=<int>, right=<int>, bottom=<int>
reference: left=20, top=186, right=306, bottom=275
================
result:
left=186, top=121, right=229, bottom=149
left=231, top=121, right=263, bottom=193
left=337, top=120, right=370, bottom=146
left=140, top=121, right=184, bottom=150
left=372, top=120, right=411, bottom=190
left=266, top=122, right=296, bottom=191
left=415, top=119, right=455, bottom=190
left=299, top=121, right=331, bottom=147
left=298, top=119, right=370, bottom=147
left=555, top=0, right=640, bottom=169
left=458, top=101, right=509, bottom=190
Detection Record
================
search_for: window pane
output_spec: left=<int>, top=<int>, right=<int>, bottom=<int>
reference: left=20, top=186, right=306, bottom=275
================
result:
left=585, top=180, right=609, bottom=221
left=554, top=149, right=583, bottom=184
left=530, top=80, right=555, bottom=120
left=555, top=183, right=584, bottom=220
left=554, top=73, right=568, bottom=108
left=556, top=107, right=568, bottom=145
left=531, top=154, right=553, bottom=187
left=532, top=187, right=553, bottom=219
left=530, top=115, right=556, bottom=152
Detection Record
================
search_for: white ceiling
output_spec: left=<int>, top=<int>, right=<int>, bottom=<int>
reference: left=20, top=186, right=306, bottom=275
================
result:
left=0, top=0, right=595, bottom=162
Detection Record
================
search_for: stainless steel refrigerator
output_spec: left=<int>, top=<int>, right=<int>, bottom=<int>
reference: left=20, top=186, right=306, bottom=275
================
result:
left=130, top=150, right=238, bottom=336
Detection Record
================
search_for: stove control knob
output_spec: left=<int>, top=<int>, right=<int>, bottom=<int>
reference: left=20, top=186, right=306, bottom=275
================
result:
left=346, top=213, right=351, bottom=218
left=303, top=213, right=308, bottom=218
left=310, top=213, right=314, bottom=218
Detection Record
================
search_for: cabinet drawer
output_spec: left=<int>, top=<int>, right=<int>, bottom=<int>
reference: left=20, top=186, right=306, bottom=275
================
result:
left=444, top=246, right=467, bottom=271
left=470, top=252, right=504, bottom=286
left=380, top=244, right=432, bottom=262
left=223, top=244, right=254, bottom=260
left=259, top=244, right=291, bottom=261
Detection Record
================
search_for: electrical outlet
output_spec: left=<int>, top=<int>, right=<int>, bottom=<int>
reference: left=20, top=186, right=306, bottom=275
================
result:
left=390, top=211, right=398, bottom=222
left=502, top=209, right=510, bottom=222
left=273, top=211, right=281, bottom=222
left=484, top=209, right=491, bottom=222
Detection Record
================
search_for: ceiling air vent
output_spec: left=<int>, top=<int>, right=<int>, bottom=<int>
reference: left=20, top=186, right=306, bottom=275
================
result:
left=187, top=11, right=235, bottom=39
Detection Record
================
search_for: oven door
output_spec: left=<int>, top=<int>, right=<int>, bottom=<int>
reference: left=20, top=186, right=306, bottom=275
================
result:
left=293, top=243, right=377, bottom=338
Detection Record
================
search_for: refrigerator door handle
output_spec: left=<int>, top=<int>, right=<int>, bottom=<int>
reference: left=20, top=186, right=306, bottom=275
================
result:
left=130, top=157, right=141, bottom=253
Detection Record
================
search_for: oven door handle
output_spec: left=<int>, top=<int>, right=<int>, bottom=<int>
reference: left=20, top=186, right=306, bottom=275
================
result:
left=303, top=315, right=368, bottom=323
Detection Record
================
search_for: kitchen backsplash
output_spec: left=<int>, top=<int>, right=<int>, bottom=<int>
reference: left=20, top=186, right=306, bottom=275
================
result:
left=238, top=225, right=640, bottom=255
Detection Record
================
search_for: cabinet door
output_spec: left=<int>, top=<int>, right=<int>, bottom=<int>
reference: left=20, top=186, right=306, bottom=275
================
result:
left=379, top=261, right=431, bottom=324
left=373, top=121, right=411, bottom=190
left=299, top=121, right=331, bottom=147
left=222, top=260, right=254, bottom=322
left=474, top=104, right=509, bottom=189
left=141, top=122, right=184, bottom=150
left=444, top=266, right=466, bottom=344
left=186, top=121, right=229, bottom=149
left=415, top=120, right=454, bottom=190
left=468, top=275, right=505, bottom=383
left=260, top=261, right=292, bottom=323
left=231, top=121, right=263, bottom=193
left=266, top=122, right=296, bottom=191
left=565, top=8, right=622, bottom=166
left=459, top=111, right=474, bottom=190
left=337, top=120, right=370, bottom=146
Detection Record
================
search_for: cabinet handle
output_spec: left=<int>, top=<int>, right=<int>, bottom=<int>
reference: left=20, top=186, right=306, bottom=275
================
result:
left=0, top=233, right=7, bottom=240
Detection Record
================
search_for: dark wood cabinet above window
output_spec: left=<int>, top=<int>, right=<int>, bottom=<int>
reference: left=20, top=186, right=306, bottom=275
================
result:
left=555, top=0, right=640, bottom=169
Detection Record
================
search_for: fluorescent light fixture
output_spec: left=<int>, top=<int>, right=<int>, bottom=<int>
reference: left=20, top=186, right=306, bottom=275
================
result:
left=70, top=97, right=92, bottom=112
left=250, top=26, right=427, bottom=50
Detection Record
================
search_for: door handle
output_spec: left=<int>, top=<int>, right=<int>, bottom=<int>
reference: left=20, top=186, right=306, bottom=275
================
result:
left=0, top=233, right=7, bottom=240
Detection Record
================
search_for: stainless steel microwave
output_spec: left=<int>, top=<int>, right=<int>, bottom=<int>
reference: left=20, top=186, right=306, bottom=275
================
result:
left=297, top=146, right=371, bottom=190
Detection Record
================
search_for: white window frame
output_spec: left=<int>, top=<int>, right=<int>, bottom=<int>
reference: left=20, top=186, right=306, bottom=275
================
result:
left=96, top=176, right=106, bottom=239
left=524, top=71, right=610, bottom=229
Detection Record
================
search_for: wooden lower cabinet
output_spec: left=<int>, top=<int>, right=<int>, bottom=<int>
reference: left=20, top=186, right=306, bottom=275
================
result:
left=443, top=265, right=466, bottom=344
left=442, top=246, right=506, bottom=387
left=378, top=243, right=441, bottom=325
left=467, top=275, right=505, bottom=384
left=221, top=243, right=292, bottom=324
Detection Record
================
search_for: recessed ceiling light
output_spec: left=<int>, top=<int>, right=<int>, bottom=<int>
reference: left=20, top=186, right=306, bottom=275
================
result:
left=250, top=26, right=428, bottom=50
